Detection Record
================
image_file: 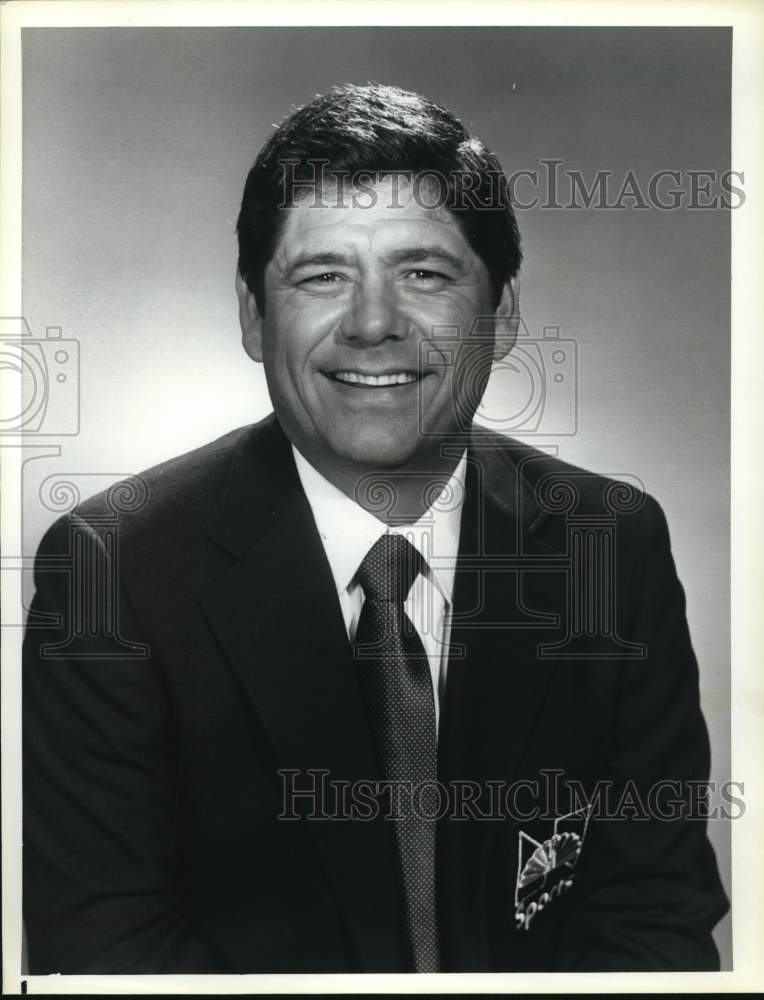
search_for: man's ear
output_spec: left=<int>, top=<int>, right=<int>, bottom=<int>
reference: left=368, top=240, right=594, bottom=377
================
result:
left=235, top=270, right=264, bottom=362
left=492, top=277, right=520, bottom=362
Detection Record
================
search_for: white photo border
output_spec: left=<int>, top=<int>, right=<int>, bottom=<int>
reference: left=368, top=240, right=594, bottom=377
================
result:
left=2, top=0, right=762, bottom=994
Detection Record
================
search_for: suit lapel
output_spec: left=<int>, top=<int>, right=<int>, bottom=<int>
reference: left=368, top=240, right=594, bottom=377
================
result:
left=441, top=433, right=562, bottom=783
left=437, top=434, right=564, bottom=969
left=197, top=418, right=408, bottom=971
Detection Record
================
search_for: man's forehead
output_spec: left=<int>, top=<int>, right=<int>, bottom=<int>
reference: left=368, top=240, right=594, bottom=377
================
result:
left=273, top=177, right=474, bottom=262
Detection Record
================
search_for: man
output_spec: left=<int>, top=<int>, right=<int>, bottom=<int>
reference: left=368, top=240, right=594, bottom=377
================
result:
left=23, top=83, right=728, bottom=974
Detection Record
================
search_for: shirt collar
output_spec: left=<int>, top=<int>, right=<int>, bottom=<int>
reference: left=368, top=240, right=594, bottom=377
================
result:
left=293, top=445, right=466, bottom=606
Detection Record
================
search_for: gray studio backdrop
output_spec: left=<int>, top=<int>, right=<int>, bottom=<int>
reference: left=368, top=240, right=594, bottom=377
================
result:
left=20, top=26, right=732, bottom=966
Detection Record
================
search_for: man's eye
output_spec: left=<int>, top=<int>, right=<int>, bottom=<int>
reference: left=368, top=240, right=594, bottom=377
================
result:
left=300, top=272, right=344, bottom=288
left=407, top=269, right=450, bottom=285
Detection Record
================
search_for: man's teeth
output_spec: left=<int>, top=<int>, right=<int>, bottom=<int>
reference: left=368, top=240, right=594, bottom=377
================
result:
left=333, top=371, right=417, bottom=386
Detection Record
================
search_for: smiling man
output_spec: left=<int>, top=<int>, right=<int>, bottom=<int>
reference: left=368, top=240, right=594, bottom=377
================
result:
left=236, top=171, right=517, bottom=516
left=23, top=84, right=727, bottom=975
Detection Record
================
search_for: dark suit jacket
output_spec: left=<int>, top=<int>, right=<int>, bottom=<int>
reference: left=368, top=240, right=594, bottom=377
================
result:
left=23, top=415, right=728, bottom=973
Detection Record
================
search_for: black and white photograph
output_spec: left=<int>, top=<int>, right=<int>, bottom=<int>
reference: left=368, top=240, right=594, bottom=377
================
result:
left=1, top=0, right=762, bottom=993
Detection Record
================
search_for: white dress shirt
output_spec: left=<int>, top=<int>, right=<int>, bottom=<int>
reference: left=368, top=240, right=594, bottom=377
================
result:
left=292, top=446, right=467, bottom=734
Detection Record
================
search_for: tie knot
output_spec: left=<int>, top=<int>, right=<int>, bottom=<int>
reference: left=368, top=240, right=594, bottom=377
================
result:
left=357, top=533, right=424, bottom=604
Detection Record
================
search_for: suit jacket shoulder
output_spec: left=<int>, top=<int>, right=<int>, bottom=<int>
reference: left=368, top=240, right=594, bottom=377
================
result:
left=70, top=421, right=257, bottom=537
left=468, top=425, right=659, bottom=553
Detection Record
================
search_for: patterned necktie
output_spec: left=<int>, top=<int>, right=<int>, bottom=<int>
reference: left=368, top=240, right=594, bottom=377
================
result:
left=354, top=533, right=440, bottom=973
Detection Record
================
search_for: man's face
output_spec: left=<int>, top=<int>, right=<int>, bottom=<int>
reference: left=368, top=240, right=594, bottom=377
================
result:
left=237, top=177, right=517, bottom=479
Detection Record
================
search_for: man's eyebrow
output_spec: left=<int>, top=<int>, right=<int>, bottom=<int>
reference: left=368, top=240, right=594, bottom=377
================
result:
left=284, top=252, right=351, bottom=276
left=383, top=246, right=468, bottom=273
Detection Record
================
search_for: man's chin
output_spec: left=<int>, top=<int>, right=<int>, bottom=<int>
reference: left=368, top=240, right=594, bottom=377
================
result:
left=337, top=439, right=420, bottom=472
left=322, top=425, right=429, bottom=471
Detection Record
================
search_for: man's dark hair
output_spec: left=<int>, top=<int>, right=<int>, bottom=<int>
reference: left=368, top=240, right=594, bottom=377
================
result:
left=236, top=82, right=522, bottom=313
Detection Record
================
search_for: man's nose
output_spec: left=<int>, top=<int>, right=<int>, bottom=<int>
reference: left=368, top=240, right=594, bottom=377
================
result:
left=339, top=278, right=408, bottom=345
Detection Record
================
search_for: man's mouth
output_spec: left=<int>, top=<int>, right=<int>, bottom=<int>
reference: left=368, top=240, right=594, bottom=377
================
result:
left=327, top=371, right=420, bottom=387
